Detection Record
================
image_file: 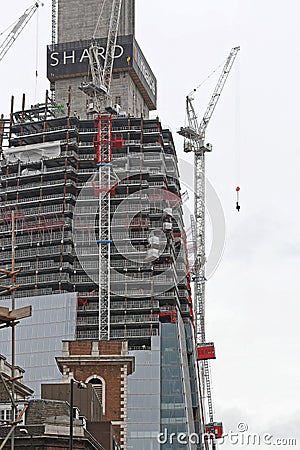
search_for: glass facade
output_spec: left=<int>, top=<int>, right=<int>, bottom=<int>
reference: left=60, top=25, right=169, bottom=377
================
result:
left=160, top=322, right=198, bottom=450
left=128, top=336, right=161, bottom=450
left=161, top=323, right=189, bottom=445
left=127, top=324, right=201, bottom=450
left=0, top=293, right=77, bottom=396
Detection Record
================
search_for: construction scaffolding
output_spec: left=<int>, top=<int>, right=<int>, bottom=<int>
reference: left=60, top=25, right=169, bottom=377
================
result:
left=0, top=211, right=32, bottom=450
left=0, top=92, right=195, bottom=350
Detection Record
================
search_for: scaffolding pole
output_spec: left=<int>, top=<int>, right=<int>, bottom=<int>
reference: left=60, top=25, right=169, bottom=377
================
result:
left=0, top=210, right=32, bottom=449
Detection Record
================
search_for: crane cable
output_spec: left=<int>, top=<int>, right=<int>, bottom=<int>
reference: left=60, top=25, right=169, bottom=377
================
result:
left=93, top=0, right=107, bottom=39
left=185, top=56, right=227, bottom=130
left=0, top=19, right=19, bottom=37
left=184, top=61, right=224, bottom=132
left=235, top=55, right=241, bottom=212
left=34, top=5, right=40, bottom=102
left=188, top=58, right=226, bottom=99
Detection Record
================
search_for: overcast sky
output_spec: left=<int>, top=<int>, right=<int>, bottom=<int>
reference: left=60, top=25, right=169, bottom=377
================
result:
left=1, top=1, right=299, bottom=449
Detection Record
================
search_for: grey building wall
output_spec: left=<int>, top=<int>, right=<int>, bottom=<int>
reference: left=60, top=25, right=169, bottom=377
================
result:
left=111, top=72, right=149, bottom=118
left=41, top=383, right=102, bottom=422
left=56, top=72, right=149, bottom=119
left=58, top=0, right=135, bottom=43
left=0, top=293, right=77, bottom=397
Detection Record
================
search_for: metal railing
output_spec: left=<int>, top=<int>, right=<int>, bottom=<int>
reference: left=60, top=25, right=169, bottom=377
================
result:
left=143, top=128, right=160, bottom=134
left=17, top=272, right=70, bottom=285
left=112, top=126, right=141, bottom=132
left=77, top=304, right=98, bottom=311
left=13, top=244, right=73, bottom=258
left=110, top=246, right=147, bottom=255
left=111, top=300, right=159, bottom=310
left=1, top=230, right=71, bottom=245
left=72, top=274, right=93, bottom=283
left=111, top=314, right=159, bottom=324
left=14, top=124, right=79, bottom=137
left=77, top=316, right=98, bottom=325
left=77, top=330, right=99, bottom=339
left=3, top=193, right=76, bottom=206
left=15, top=203, right=73, bottom=216
left=3, top=179, right=77, bottom=192
left=119, top=179, right=148, bottom=186
left=110, top=260, right=151, bottom=268
left=110, top=328, right=159, bottom=338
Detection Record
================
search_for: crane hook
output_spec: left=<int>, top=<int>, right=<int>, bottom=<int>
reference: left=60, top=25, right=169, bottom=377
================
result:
left=236, top=186, right=240, bottom=212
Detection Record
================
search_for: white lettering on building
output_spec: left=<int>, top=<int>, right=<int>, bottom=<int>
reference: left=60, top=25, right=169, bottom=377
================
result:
left=50, top=52, right=59, bottom=67
left=79, top=48, right=89, bottom=63
left=50, top=45, right=124, bottom=67
left=63, top=50, right=75, bottom=65
left=140, top=57, right=156, bottom=96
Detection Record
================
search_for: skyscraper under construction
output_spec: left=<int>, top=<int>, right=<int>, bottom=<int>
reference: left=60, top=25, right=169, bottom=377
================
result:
left=0, top=1, right=206, bottom=449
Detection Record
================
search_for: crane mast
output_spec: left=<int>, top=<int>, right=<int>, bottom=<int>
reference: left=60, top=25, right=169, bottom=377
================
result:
left=51, top=0, right=57, bottom=46
left=80, top=0, right=123, bottom=340
left=179, top=46, right=240, bottom=446
left=50, top=0, right=57, bottom=102
left=0, top=1, right=43, bottom=62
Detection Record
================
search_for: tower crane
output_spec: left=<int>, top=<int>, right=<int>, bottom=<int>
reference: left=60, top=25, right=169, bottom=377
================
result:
left=79, top=0, right=123, bottom=340
left=0, top=1, right=43, bottom=62
left=178, top=46, right=240, bottom=447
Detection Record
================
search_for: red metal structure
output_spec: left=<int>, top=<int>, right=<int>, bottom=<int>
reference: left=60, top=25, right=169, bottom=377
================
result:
left=197, top=343, right=216, bottom=361
left=159, top=309, right=177, bottom=323
left=205, top=422, right=223, bottom=439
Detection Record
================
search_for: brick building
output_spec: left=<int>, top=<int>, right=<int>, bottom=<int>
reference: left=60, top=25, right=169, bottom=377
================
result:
left=54, top=340, right=135, bottom=450
left=0, top=352, right=120, bottom=450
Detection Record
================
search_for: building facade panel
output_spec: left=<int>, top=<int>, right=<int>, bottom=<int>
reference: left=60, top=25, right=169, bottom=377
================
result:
left=0, top=293, right=77, bottom=396
left=58, top=0, right=135, bottom=43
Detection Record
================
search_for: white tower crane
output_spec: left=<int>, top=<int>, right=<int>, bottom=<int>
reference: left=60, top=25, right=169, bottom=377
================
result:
left=178, top=46, right=240, bottom=447
left=0, top=1, right=43, bottom=62
left=79, top=0, right=123, bottom=341
left=79, top=0, right=123, bottom=114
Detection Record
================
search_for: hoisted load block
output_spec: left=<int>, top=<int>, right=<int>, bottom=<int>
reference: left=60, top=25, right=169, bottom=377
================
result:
left=205, top=422, right=223, bottom=439
left=197, top=342, right=216, bottom=360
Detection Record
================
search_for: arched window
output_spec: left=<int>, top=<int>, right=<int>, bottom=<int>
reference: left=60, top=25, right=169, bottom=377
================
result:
left=85, top=375, right=106, bottom=415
